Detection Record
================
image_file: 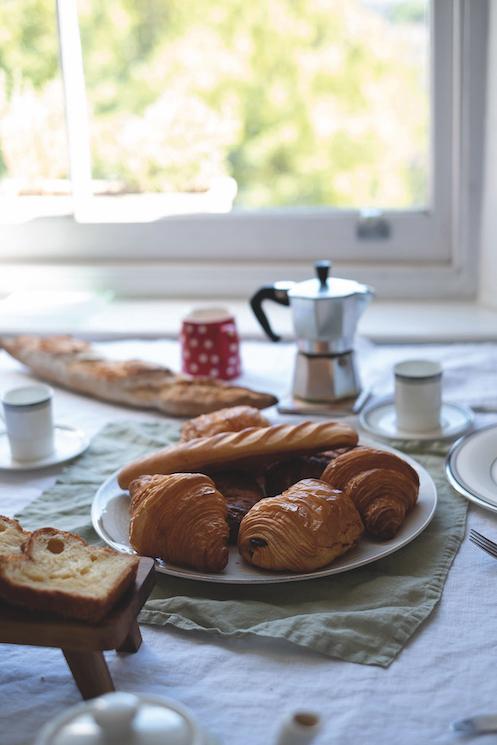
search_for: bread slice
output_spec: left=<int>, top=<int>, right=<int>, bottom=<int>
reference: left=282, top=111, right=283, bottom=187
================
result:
left=0, top=528, right=139, bottom=623
left=0, top=515, right=30, bottom=559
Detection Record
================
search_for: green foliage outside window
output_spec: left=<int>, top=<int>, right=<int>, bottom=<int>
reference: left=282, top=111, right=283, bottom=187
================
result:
left=0, top=0, right=428, bottom=208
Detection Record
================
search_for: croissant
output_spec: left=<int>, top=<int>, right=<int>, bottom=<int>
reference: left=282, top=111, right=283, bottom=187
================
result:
left=180, top=405, right=270, bottom=442
left=238, top=479, right=363, bottom=572
left=129, top=473, right=229, bottom=572
left=321, top=447, right=419, bottom=540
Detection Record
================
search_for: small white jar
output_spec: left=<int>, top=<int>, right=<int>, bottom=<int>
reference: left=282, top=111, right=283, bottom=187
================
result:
left=1, top=384, right=54, bottom=461
left=394, top=359, right=443, bottom=433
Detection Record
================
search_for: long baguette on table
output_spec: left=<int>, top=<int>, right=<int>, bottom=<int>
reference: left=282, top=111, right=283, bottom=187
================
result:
left=0, top=335, right=278, bottom=417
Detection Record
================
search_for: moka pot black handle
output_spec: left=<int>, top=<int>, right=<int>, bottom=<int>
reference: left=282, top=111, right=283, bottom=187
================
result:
left=249, top=282, right=294, bottom=342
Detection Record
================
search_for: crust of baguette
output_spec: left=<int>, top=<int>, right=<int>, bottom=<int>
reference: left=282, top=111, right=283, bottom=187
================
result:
left=118, top=421, right=359, bottom=488
left=0, top=528, right=139, bottom=623
left=0, top=335, right=278, bottom=417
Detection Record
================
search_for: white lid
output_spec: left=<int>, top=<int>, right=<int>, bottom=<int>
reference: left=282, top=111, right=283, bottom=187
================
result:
left=36, top=692, right=204, bottom=745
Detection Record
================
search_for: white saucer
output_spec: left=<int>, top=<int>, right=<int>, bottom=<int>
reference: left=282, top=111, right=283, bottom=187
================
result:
left=0, top=424, right=90, bottom=471
left=446, top=425, right=497, bottom=513
left=359, top=397, right=474, bottom=442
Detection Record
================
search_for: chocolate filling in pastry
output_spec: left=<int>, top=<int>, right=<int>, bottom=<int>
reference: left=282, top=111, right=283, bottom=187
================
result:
left=264, top=450, right=351, bottom=496
left=212, top=471, right=264, bottom=544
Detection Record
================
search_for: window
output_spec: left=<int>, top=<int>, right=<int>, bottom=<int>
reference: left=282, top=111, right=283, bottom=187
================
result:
left=0, top=0, right=70, bottom=221
left=0, top=0, right=488, bottom=299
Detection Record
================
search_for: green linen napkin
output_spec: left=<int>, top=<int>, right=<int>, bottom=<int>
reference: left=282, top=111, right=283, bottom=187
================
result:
left=16, top=420, right=467, bottom=668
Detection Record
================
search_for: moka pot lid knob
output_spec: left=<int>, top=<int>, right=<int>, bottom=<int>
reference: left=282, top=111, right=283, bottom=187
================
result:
left=288, top=261, right=373, bottom=301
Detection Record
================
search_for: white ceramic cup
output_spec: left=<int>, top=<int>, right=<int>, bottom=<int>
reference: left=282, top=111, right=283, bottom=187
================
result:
left=1, top=384, right=55, bottom=462
left=394, top=359, right=443, bottom=433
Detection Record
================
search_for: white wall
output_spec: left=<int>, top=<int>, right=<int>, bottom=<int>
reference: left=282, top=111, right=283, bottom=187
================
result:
left=479, top=0, right=497, bottom=307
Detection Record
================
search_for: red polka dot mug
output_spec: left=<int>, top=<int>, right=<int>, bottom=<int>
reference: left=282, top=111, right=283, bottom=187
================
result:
left=181, top=307, right=241, bottom=381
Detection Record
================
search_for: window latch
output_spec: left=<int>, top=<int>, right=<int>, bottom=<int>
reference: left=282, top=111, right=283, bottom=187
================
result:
left=356, top=209, right=391, bottom=240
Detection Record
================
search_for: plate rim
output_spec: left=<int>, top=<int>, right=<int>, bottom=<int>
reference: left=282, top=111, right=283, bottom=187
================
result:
left=91, top=436, right=438, bottom=584
left=0, top=423, right=90, bottom=472
left=359, top=397, right=474, bottom=442
left=446, top=423, right=497, bottom=514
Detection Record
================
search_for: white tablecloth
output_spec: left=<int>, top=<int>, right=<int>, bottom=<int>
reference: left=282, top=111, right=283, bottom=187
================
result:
left=2, top=339, right=497, bottom=745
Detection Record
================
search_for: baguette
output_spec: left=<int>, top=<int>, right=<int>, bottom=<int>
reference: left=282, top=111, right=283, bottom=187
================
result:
left=118, top=420, right=359, bottom=488
left=0, top=527, right=139, bottom=622
left=0, top=515, right=29, bottom=559
left=0, top=335, right=278, bottom=417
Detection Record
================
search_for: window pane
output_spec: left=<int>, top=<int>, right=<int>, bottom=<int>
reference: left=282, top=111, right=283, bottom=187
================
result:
left=78, top=0, right=429, bottom=211
left=0, top=0, right=71, bottom=222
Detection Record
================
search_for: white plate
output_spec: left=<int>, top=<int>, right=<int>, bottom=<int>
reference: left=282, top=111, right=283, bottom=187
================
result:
left=0, top=424, right=90, bottom=471
left=91, top=437, right=437, bottom=584
left=446, top=424, right=497, bottom=513
left=359, top=397, right=474, bottom=442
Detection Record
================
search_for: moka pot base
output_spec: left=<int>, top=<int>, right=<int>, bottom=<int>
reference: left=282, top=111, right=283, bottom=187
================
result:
left=291, top=350, right=361, bottom=403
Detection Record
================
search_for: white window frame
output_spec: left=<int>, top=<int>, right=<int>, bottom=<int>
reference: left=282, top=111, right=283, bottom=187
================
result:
left=0, top=0, right=488, bottom=300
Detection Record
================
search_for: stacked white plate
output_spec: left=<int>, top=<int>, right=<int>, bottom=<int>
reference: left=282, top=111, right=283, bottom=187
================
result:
left=446, top=425, right=497, bottom=513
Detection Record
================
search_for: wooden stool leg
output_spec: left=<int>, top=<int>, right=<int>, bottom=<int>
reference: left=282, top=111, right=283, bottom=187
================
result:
left=117, top=620, right=142, bottom=653
left=62, top=649, right=115, bottom=700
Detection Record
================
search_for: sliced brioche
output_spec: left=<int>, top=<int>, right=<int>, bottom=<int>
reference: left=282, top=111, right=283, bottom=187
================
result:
left=0, top=528, right=139, bottom=622
left=0, top=515, right=30, bottom=558
left=118, top=420, right=359, bottom=488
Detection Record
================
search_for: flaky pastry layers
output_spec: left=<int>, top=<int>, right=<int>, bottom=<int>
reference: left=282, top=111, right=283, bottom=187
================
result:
left=180, top=405, right=270, bottom=442
left=321, top=447, right=419, bottom=539
left=129, top=473, right=229, bottom=572
left=118, top=421, right=359, bottom=489
left=238, top=479, right=363, bottom=572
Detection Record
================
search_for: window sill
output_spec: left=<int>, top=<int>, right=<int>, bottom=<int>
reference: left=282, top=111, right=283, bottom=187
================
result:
left=0, top=298, right=496, bottom=344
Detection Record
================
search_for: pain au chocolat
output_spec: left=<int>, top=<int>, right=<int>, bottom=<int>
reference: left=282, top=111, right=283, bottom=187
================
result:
left=264, top=450, right=344, bottom=496
left=238, top=479, right=363, bottom=572
left=118, top=421, right=359, bottom=489
left=321, top=447, right=419, bottom=539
